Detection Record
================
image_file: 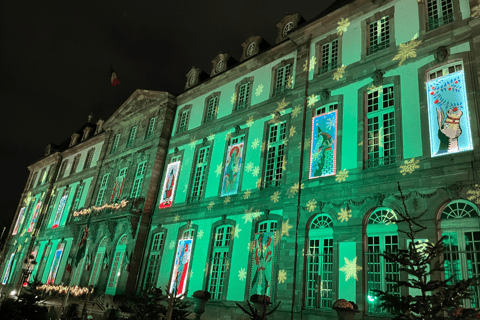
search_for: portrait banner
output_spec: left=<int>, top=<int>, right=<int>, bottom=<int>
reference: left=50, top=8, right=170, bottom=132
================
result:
left=27, top=202, right=42, bottom=232
left=159, top=161, right=181, bottom=208
left=249, top=231, right=275, bottom=298
left=12, top=207, right=26, bottom=235
left=170, top=238, right=193, bottom=297
left=310, top=110, right=337, bottom=179
left=427, top=70, right=473, bottom=157
left=221, top=142, right=244, bottom=196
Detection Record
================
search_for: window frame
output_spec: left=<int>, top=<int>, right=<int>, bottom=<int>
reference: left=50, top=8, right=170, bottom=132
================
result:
left=89, top=237, right=108, bottom=286
left=84, top=148, right=95, bottom=169
left=203, top=92, right=221, bottom=123
left=29, top=171, right=39, bottom=189
left=263, top=121, right=287, bottom=188
left=126, top=126, right=138, bottom=148
left=188, top=146, right=211, bottom=203
left=361, top=8, right=396, bottom=61
left=106, top=235, right=128, bottom=295
left=111, top=134, right=121, bottom=154
left=315, top=35, right=341, bottom=76
left=176, top=105, right=192, bottom=134
left=145, top=117, right=156, bottom=140
left=234, top=77, right=254, bottom=111
left=270, top=58, right=295, bottom=98
left=70, top=155, right=81, bottom=175
left=96, top=173, right=110, bottom=206
left=57, top=160, right=69, bottom=180
left=144, top=231, right=166, bottom=290
left=131, top=161, right=147, bottom=199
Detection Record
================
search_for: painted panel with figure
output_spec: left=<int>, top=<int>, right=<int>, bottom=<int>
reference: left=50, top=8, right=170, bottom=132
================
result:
left=221, top=142, right=244, bottom=196
left=309, top=111, right=337, bottom=179
left=159, top=161, right=181, bottom=208
left=249, top=232, right=275, bottom=298
left=170, top=238, right=193, bottom=297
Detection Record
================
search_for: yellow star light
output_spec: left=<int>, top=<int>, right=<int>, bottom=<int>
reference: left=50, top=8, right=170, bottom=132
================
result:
left=231, top=92, right=238, bottom=104
left=255, top=84, right=264, bottom=97
left=281, top=156, right=287, bottom=171
left=243, top=207, right=254, bottom=223
left=278, top=269, right=287, bottom=284
left=467, top=184, right=480, bottom=205
left=307, top=199, right=317, bottom=212
left=291, top=105, right=302, bottom=118
left=336, top=18, right=350, bottom=35
left=256, top=178, right=262, bottom=189
left=251, top=138, right=260, bottom=149
left=400, top=158, right=420, bottom=175
left=336, top=169, right=349, bottom=182
left=225, top=132, right=232, bottom=140
left=333, top=64, right=346, bottom=81
left=173, top=214, right=180, bottom=222
left=281, top=219, right=293, bottom=236
left=252, top=210, right=262, bottom=220
left=252, top=166, right=260, bottom=177
left=303, top=59, right=308, bottom=72
left=287, top=75, right=293, bottom=88
left=307, top=95, right=319, bottom=108
left=271, top=191, right=281, bottom=203
left=245, top=162, right=254, bottom=172
left=246, top=116, right=254, bottom=128
left=224, top=196, right=231, bottom=204
left=239, top=268, right=247, bottom=281
left=338, top=208, right=352, bottom=222
left=207, top=201, right=215, bottom=210
left=309, top=56, right=317, bottom=71
left=243, top=189, right=251, bottom=200
left=231, top=224, right=242, bottom=238
left=189, top=136, right=197, bottom=150
left=215, top=164, right=224, bottom=177
left=261, top=142, right=266, bottom=152
left=276, top=98, right=290, bottom=112
left=207, top=133, right=215, bottom=141
left=289, top=126, right=296, bottom=137
left=339, top=257, right=362, bottom=281
left=393, top=33, right=422, bottom=67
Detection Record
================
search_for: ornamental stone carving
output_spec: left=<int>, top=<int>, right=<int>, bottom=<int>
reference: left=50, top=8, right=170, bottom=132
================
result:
left=434, top=46, right=449, bottom=63
left=372, top=69, right=385, bottom=86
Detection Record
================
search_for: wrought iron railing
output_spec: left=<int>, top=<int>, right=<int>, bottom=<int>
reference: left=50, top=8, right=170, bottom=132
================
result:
left=319, top=62, right=338, bottom=75
left=368, top=41, right=390, bottom=55
left=364, top=155, right=397, bottom=169
left=428, top=13, right=454, bottom=31
left=188, top=192, right=203, bottom=203
left=205, top=113, right=216, bottom=122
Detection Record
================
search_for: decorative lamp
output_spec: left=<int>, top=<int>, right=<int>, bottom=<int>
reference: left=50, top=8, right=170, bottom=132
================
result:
left=333, top=299, right=359, bottom=320
left=193, top=290, right=211, bottom=319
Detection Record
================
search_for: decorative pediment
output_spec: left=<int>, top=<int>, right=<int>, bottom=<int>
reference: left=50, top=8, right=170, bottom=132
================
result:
left=185, top=67, right=208, bottom=90
left=240, top=36, right=270, bottom=62
left=275, top=14, right=305, bottom=43
left=82, top=127, right=92, bottom=141
left=210, top=53, right=238, bottom=77
left=70, top=133, right=80, bottom=147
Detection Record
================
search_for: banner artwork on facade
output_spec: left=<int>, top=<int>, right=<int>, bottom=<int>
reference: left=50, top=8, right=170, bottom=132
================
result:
left=159, top=161, right=181, bottom=208
left=221, top=142, right=244, bottom=196
left=170, top=238, right=192, bottom=297
left=310, top=110, right=337, bottom=179
left=427, top=70, right=473, bottom=157
left=27, top=202, right=42, bottom=232
left=249, top=231, right=276, bottom=298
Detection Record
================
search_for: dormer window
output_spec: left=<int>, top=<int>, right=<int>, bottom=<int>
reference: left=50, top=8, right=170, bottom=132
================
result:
left=189, top=74, right=197, bottom=86
left=95, top=119, right=104, bottom=135
left=275, top=14, right=304, bottom=44
left=82, top=127, right=92, bottom=141
left=240, top=36, right=267, bottom=61
left=70, top=133, right=80, bottom=147
left=216, top=60, right=224, bottom=73
left=246, top=43, right=256, bottom=57
left=283, top=22, right=294, bottom=38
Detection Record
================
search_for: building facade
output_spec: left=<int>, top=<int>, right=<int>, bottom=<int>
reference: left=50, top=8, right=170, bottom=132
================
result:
left=2, top=0, right=480, bottom=319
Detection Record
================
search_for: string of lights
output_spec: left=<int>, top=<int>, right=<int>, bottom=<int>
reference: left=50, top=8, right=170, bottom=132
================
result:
left=37, top=284, right=94, bottom=296
left=73, top=199, right=129, bottom=217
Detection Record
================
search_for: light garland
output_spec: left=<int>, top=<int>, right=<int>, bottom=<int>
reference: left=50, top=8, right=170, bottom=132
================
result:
left=37, top=284, right=94, bottom=296
left=73, top=199, right=129, bottom=217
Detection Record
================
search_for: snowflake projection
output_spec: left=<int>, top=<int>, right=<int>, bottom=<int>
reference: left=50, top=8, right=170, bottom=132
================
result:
left=243, top=189, right=252, bottom=200
left=215, top=164, right=224, bottom=177
left=256, top=178, right=262, bottom=189
left=231, top=92, right=238, bottom=104
left=333, top=64, right=346, bottom=81
left=246, top=116, right=254, bottom=128
left=287, top=75, right=293, bottom=88
left=287, top=183, right=304, bottom=198
left=289, top=126, right=296, bottom=137
left=307, top=94, right=319, bottom=108
left=197, top=230, right=204, bottom=239
left=252, top=166, right=260, bottom=177
left=336, top=17, right=351, bottom=35
left=169, top=240, right=175, bottom=250
left=326, top=118, right=335, bottom=130
left=291, top=105, right=302, bottom=118
left=261, top=142, right=266, bottom=152
left=225, top=260, right=230, bottom=270
left=255, top=84, right=264, bottom=97
left=282, top=138, right=289, bottom=146
left=338, top=208, right=352, bottom=222
left=278, top=269, right=287, bottom=284
left=268, top=112, right=281, bottom=124
left=252, top=209, right=262, bottom=220
left=247, top=240, right=255, bottom=252
left=183, top=184, right=188, bottom=193
left=238, top=268, right=247, bottom=281
left=231, top=224, right=242, bottom=238
left=309, top=56, right=317, bottom=71
left=339, top=257, right=362, bottom=281
left=276, top=97, right=290, bottom=112
left=367, top=84, right=383, bottom=92
left=368, top=127, right=384, bottom=152
left=281, top=156, right=288, bottom=171
left=467, top=184, right=480, bottom=204
left=245, top=162, right=254, bottom=173
left=189, top=136, right=197, bottom=150
left=189, top=270, right=194, bottom=280
left=302, top=59, right=309, bottom=72
left=281, top=219, right=293, bottom=237
left=472, top=4, right=480, bottom=18
left=173, top=214, right=180, bottom=222
left=224, top=196, right=231, bottom=204
left=243, top=207, right=254, bottom=223
left=207, top=201, right=215, bottom=210
left=251, top=138, right=260, bottom=149
left=307, top=199, right=317, bottom=212
left=400, top=158, right=420, bottom=175
left=271, top=191, right=281, bottom=203
left=225, top=132, right=232, bottom=140
left=207, top=133, right=215, bottom=141
left=393, top=33, right=422, bottom=67
left=336, top=169, right=349, bottom=182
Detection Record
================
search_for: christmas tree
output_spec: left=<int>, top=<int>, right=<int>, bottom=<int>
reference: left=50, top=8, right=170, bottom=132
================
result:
left=372, top=182, right=480, bottom=319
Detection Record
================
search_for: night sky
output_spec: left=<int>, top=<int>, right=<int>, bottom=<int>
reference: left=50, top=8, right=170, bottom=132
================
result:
left=0, top=0, right=337, bottom=238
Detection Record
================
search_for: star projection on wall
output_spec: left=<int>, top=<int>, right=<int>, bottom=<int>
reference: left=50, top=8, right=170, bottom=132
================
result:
left=309, top=56, right=317, bottom=71
left=255, top=84, right=264, bottom=97
left=189, top=136, right=197, bottom=150
left=197, top=230, right=204, bottom=239
left=225, top=132, right=232, bottom=140
left=278, top=269, right=287, bottom=284
left=303, top=59, right=309, bottom=72
left=276, top=97, right=289, bottom=112
left=252, top=209, right=262, bottom=220
left=224, top=196, right=231, bottom=204
left=231, top=92, right=238, bottom=104
left=472, top=4, right=480, bottom=18
left=307, top=199, right=317, bottom=212
left=339, top=257, right=362, bottom=281
left=245, top=162, right=254, bottom=172
left=252, top=166, right=260, bottom=177
left=239, top=268, right=247, bottom=281
left=281, top=157, right=287, bottom=171
left=333, top=65, right=346, bottom=81
left=207, top=133, right=215, bottom=141
left=246, top=116, right=254, bottom=128
left=338, top=208, right=352, bottom=222
left=287, top=75, right=293, bottom=88
left=467, top=184, right=480, bottom=204
left=243, top=189, right=251, bottom=199
left=169, top=241, right=175, bottom=250
left=231, top=224, right=242, bottom=238
left=400, top=158, right=420, bottom=175
left=289, top=126, right=296, bottom=137
left=336, top=169, right=349, bottom=182
left=173, top=214, right=180, bottom=222
left=251, top=138, right=260, bottom=149
left=207, top=201, right=215, bottom=210
left=307, top=94, right=319, bottom=108
left=271, top=191, right=281, bottom=203
left=256, top=178, right=262, bottom=189
left=243, top=207, right=254, bottom=224
left=291, top=105, right=302, bottom=118
left=393, top=33, right=422, bottom=67
left=287, top=183, right=304, bottom=198
left=215, top=164, right=224, bottom=177
left=336, top=17, right=350, bottom=35
left=281, top=219, right=293, bottom=237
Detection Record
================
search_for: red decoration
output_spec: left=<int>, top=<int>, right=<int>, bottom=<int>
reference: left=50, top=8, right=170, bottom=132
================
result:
left=448, top=87, right=451, bottom=90
left=86, top=264, right=90, bottom=271
left=455, top=81, right=458, bottom=84
left=453, top=107, right=458, bottom=112
left=430, top=92, right=434, bottom=95
left=432, top=87, right=435, bottom=89
left=66, top=264, right=72, bottom=272
left=434, top=100, right=439, bottom=104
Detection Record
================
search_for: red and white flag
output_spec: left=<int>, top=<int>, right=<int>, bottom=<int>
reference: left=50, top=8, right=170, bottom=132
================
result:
left=111, top=69, right=120, bottom=86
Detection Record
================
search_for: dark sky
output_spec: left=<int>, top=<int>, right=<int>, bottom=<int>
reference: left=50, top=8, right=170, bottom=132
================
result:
left=0, top=0, right=336, bottom=237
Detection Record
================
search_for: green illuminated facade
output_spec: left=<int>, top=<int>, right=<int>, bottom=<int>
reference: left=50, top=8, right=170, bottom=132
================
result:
left=2, top=0, right=480, bottom=319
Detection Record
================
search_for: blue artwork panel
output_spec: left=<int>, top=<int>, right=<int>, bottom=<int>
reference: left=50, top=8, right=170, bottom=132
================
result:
left=170, top=238, right=193, bottom=297
left=309, top=110, right=337, bottom=179
left=427, top=70, right=473, bottom=157
left=221, top=142, right=244, bottom=196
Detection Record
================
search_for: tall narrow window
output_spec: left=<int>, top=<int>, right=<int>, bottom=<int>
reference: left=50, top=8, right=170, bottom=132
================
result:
left=441, top=200, right=480, bottom=308
left=29, top=171, right=39, bottom=189
left=52, top=188, right=69, bottom=228
left=144, top=232, right=165, bottom=289
left=12, top=207, right=26, bottom=235
left=306, top=215, right=334, bottom=309
left=264, top=122, right=286, bottom=187
left=237, top=83, right=251, bottom=110
left=2, top=252, right=15, bottom=285
left=111, top=134, right=121, bottom=154
left=368, top=16, right=390, bottom=55
left=57, top=160, right=69, bottom=180
left=221, top=136, right=245, bottom=196
left=112, top=167, right=128, bottom=202
left=106, top=235, right=128, bottom=295
left=70, top=155, right=81, bottom=175
left=96, top=174, right=110, bottom=206
left=208, top=225, right=233, bottom=299
left=47, top=242, right=65, bottom=284
left=127, top=126, right=138, bottom=147
left=365, top=86, right=396, bottom=169
left=205, top=97, right=218, bottom=122
left=427, top=0, right=454, bottom=30
left=366, top=208, right=400, bottom=314
left=178, top=110, right=190, bottom=133
left=36, top=244, right=52, bottom=283
left=274, top=65, right=291, bottom=96
left=319, top=39, right=338, bottom=75
left=72, top=183, right=85, bottom=212
left=46, top=164, right=55, bottom=184
left=84, top=148, right=95, bottom=169
left=38, top=167, right=47, bottom=186
left=131, top=162, right=147, bottom=199
left=145, top=117, right=156, bottom=139
left=316, top=103, right=338, bottom=116
left=190, top=147, right=210, bottom=203
left=27, top=201, right=42, bottom=232
left=24, top=246, right=39, bottom=285
left=89, top=238, right=107, bottom=286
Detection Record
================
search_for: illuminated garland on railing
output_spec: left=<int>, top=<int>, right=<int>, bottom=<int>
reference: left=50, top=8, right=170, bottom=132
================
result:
left=73, top=199, right=129, bottom=217
left=37, top=284, right=94, bottom=296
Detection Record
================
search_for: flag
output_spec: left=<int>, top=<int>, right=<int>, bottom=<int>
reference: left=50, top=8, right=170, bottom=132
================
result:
left=111, top=69, right=120, bottom=86
left=75, top=214, right=91, bottom=267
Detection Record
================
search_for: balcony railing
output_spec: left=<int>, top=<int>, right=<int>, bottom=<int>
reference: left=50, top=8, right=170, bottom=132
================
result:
left=428, top=13, right=454, bottom=31
left=178, top=125, right=187, bottom=133
left=364, top=155, right=397, bottom=169
left=368, top=40, right=390, bottom=55
left=319, top=62, right=338, bottom=75
left=205, top=113, right=216, bottom=123
left=263, top=179, right=282, bottom=188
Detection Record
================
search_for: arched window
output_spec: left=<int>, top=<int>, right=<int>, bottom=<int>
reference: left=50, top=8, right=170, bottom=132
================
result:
left=144, top=232, right=165, bottom=289
left=366, top=207, right=400, bottom=314
left=441, top=200, right=480, bottom=308
left=306, top=214, right=333, bottom=309
left=106, top=235, right=128, bottom=295
left=89, top=237, right=107, bottom=286
left=208, top=225, right=233, bottom=299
